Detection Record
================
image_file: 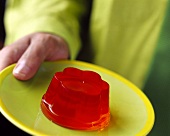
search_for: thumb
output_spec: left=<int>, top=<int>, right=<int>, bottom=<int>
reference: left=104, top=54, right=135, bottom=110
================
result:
left=13, top=60, right=42, bottom=81
left=13, top=42, right=45, bottom=80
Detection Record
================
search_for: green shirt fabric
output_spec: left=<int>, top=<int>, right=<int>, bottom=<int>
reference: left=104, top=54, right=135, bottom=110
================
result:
left=4, top=0, right=168, bottom=89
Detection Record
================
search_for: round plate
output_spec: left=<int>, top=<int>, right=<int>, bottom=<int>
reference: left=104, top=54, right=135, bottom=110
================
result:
left=0, top=60, right=154, bottom=136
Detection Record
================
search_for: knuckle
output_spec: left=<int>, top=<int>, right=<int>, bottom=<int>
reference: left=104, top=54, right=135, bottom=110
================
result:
left=33, top=33, right=53, bottom=43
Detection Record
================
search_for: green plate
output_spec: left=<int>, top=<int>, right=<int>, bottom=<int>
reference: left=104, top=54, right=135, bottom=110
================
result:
left=0, top=60, right=154, bottom=136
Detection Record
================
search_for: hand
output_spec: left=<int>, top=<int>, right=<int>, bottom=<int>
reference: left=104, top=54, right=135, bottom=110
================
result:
left=0, top=32, right=69, bottom=80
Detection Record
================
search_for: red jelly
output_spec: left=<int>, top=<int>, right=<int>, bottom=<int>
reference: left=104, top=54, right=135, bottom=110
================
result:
left=41, top=67, right=110, bottom=130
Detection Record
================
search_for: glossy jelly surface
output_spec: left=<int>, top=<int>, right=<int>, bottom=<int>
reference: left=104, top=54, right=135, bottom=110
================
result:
left=41, top=67, right=110, bottom=130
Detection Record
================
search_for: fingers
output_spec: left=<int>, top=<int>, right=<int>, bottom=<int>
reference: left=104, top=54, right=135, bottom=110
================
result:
left=13, top=36, right=47, bottom=80
left=13, top=33, right=69, bottom=80
left=0, top=33, right=69, bottom=81
left=0, top=37, right=30, bottom=71
left=0, top=46, right=17, bottom=71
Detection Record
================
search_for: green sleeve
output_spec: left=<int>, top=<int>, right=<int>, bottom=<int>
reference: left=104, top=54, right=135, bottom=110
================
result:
left=4, top=0, right=88, bottom=59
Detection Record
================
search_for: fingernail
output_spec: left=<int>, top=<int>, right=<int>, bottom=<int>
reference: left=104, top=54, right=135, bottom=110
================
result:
left=13, top=62, right=30, bottom=78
